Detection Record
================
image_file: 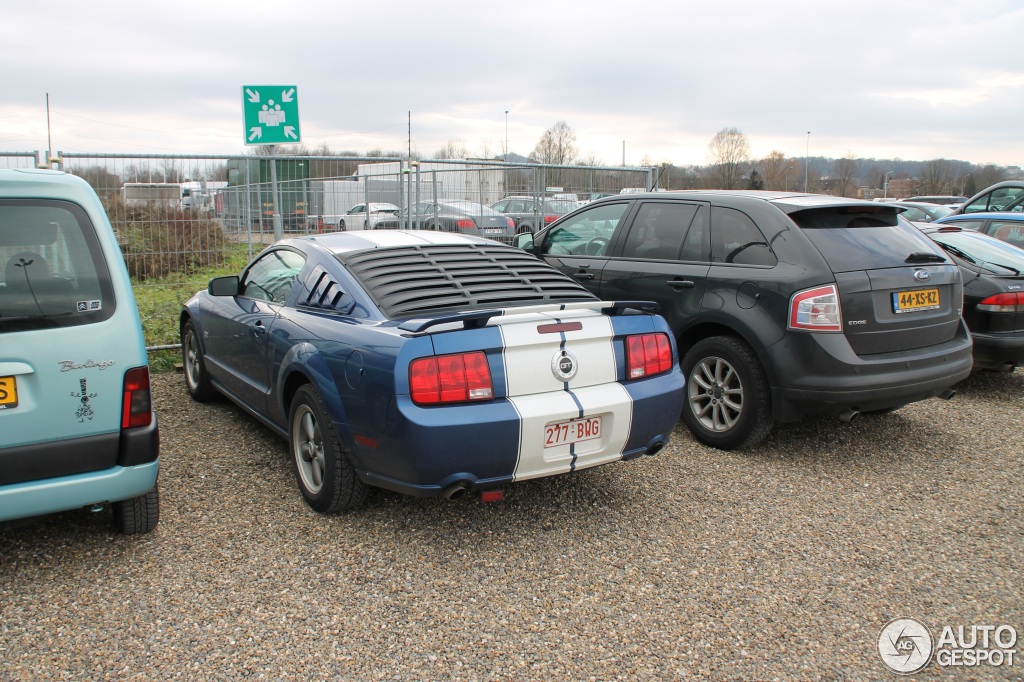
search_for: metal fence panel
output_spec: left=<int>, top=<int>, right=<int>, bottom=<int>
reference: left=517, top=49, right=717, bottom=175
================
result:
left=4, top=152, right=651, bottom=350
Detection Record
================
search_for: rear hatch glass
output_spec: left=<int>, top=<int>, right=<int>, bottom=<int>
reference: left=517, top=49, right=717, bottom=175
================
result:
left=0, top=199, right=115, bottom=332
left=789, top=207, right=961, bottom=355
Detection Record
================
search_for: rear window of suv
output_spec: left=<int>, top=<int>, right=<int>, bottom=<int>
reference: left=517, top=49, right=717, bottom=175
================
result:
left=789, top=207, right=944, bottom=272
left=0, top=199, right=115, bottom=331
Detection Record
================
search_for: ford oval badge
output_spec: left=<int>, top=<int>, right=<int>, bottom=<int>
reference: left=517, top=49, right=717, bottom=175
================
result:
left=913, top=269, right=931, bottom=282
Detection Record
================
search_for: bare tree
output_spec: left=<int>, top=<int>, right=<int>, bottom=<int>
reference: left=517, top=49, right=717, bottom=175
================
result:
left=833, top=153, right=859, bottom=197
left=918, top=159, right=955, bottom=195
left=760, top=150, right=790, bottom=190
left=529, top=121, right=578, bottom=165
left=706, top=127, right=750, bottom=189
left=435, top=140, right=470, bottom=160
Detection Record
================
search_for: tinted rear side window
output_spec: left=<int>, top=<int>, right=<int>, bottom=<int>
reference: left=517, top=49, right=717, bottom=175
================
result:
left=711, top=207, right=776, bottom=266
left=0, top=200, right=114, bottom=331
left=790, top=208, right=942, bottom=272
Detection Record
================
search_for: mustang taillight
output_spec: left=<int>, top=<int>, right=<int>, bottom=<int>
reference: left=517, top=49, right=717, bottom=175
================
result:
left=410, top=352, right=494, bottom=405
left=978, top=292, right=1024, bottom=313
left=121, top=366, right=153, bottom=429
left=455, top=218, right=477, bottom=230
left=788, top=284, right=842, bottom=332
left=626, top=333, right=672, bottom=379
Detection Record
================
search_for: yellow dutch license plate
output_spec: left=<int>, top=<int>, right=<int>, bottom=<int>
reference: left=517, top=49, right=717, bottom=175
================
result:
left=893, top=288, right=940, bottom=313
left=0, top=375, right=18, bottom=410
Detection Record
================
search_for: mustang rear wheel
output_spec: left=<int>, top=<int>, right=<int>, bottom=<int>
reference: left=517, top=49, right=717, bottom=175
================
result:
left=680, top=336, right=773, bottom=450
left=289, top=385, right=367, bottom=513
left=181, top=320, right=217, bottom=402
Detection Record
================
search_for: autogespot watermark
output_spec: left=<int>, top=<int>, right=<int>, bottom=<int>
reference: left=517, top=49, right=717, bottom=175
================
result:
left=878, top=617, right=1018, bottom=675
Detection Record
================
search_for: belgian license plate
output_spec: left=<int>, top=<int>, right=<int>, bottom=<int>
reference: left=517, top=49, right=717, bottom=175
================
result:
left=544, top=416, right=602, bottom=448
left=893, top=288, right=940, bottom=313
left=0, top=376, right=18, bottom=410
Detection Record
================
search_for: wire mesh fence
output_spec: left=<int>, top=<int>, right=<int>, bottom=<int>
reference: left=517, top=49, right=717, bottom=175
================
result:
left=3, top=151, right=652, bottom=352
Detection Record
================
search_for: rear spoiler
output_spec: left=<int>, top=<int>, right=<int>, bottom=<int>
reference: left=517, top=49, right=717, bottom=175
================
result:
left=398, top=300, right=661, bottom=334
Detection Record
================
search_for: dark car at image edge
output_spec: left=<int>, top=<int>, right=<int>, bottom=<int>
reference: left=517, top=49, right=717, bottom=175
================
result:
left=915, top=224, right=1024, bottom=372
left=515, top=190, right=974, bottom=449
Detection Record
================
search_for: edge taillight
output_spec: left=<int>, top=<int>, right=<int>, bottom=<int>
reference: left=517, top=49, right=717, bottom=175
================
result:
left=978, top=292, right=1024, bottom=313
left=626, top=333, right=672, bottom=379
left=410, top=352, right=494, bottom=405
left=789, top=284, right=842, bottom=332
left=121, top=366, right=153, bottom=429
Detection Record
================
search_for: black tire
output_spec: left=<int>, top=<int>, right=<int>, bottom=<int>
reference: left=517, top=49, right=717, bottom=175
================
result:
left=112, top=487, right=159, bottom=534
left=680, top=335, right=773, bottom=450
left=181, top=320, right=218, bottom=402
left=339, top=219, right=346, bottom=230
left=288, top=384, right=368, bottom=513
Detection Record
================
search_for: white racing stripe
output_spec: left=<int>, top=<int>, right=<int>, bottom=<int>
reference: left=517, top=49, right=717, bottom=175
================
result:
left=494, top=308, right=634, bottom=481
left=508, top=384, right=633, bottom=481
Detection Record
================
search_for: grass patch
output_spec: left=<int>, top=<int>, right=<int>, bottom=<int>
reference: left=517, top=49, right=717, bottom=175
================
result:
left=133, top=242, right=254, bottom=372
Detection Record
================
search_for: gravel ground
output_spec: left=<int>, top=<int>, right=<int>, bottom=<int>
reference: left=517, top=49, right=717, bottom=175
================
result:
left=2, top=369, right=1022, bottom=681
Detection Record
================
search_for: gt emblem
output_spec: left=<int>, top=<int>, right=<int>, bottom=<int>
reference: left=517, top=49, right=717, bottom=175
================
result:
left=551, top=349, right=579, bottom=381
left=913, top=269, right=931, bottom=282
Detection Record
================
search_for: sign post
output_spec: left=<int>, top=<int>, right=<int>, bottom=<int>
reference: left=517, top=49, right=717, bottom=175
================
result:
left=241, top=85, right=301, bottom=240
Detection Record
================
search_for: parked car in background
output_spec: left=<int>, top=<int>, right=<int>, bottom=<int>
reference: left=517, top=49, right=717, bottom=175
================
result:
left=514, top=191, right=973, bottom=449
left=378, top=201, right=516, bottom=242
left=490, top=196, right=580, bottom=235
left=951, top=181, right=1024, bottom=215
left=915, top=224, right=1024, bottom=372
left=179, top=231, right=685, bottom=511
left=337, top=202, right=401, bottom=231
left=934, top=212, right=1024, bottom=251
left=891, top=201, right=955, bottom=223
left=905, top=195, right=967, bottom=206
left=0, top=169, right=159, bottom=533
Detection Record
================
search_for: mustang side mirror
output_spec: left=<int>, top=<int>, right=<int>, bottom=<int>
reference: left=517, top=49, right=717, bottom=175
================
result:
left=513, top=232, right=534, bottom=251
left=208, top=275, right=240, bottom=297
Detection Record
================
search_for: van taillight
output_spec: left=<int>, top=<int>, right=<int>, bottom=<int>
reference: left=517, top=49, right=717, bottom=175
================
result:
left=788, top=284, right=842, bottom=332
left=410, top=352, right=494, bottom=405
left=626, top=333, right=672, bottom=379
left=121, top=366, right=152, bottom=429
left=978, top=292, right=1024, bottom=313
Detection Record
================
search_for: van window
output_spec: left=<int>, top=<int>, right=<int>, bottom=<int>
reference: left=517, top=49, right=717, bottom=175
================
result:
left=0, top=200, right=115, bottom=331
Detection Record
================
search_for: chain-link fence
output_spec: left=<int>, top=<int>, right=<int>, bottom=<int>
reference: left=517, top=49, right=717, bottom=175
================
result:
left=3, top=151, right=652, bottom=352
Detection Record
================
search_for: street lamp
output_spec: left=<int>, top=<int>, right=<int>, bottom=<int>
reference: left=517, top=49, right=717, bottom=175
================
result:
left=884, top=171, right=894, bottom=198
left=504, top=110, right=509, bottom=161
left=784, top=165, right=792, bottom=191
left=805, top=131, right=811, bottom=192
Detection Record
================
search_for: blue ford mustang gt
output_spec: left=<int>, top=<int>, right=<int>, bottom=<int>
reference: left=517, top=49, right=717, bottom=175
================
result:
left=180, top=230, right=685, bottom=512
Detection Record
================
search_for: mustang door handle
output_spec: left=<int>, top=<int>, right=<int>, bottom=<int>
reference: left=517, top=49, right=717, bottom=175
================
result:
left=667, top=280, right=695, bottom=289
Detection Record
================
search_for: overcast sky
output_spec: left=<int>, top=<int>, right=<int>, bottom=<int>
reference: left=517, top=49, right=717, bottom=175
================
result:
left=2, top=0, right=1022, bottom=168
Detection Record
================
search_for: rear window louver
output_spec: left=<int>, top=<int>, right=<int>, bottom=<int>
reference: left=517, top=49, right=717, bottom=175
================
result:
left=338, top=243, right=595, bottom=318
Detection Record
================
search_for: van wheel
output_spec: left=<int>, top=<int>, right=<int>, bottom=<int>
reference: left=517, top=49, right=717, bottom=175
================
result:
left=112, top=487, right=159, bottom=534
left=680, top=336, right=773, bottom=450
left=289, top=385, right=368, bottom=513
left=181, top=321, right=217, bottom=402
